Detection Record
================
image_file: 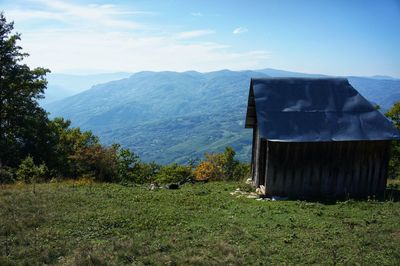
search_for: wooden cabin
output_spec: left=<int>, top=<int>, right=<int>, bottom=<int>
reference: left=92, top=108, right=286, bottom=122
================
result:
left=245, top=78, right=399, bottom=199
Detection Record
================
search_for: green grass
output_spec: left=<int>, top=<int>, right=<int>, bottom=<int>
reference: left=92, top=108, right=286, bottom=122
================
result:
left=1, top=181, right=399, bottom=265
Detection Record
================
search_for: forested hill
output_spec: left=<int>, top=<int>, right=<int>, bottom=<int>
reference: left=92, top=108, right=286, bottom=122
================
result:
left=42, top=72, right=132, bottom=104
left=44, top=69, right=400, bottom=164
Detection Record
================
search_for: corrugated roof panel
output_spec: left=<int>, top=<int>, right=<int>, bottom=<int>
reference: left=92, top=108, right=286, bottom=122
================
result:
left=246, top=78, right=400, bottom=141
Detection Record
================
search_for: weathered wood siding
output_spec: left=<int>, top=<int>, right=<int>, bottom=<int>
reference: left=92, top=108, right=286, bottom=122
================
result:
left=251, top=126, right=267, bottom=186
left=250, top=126, right=257, bottom=181
left=257, top=140, right=391, bottom=199
left=258, top=139, right=266, bottom=187
left=252, top=126, right=260, bottom=184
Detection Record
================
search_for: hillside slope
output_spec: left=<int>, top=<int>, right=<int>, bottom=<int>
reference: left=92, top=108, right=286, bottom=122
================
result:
left=42, top=72, right=132, bottom=104
left=45, top=69, right=400, bottom=164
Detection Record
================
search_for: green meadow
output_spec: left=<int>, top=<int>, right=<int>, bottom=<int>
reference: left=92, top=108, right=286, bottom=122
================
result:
left=1, top=181, right=399, bottom=265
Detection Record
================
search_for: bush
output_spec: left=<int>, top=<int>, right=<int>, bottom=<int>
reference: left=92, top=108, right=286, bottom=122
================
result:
left=194, top=161, right=223, bottom=181
left=0, top=166, right=15, bottom=184
left=154, top=163, right=193, bottom=184
left=69, top=144, right=139, bottom=182
left=127, top=162, right=161, bottom=184
left=194, top=147, right=250, bottom=181
left=233, top=162, right=251, bottom=181
left=16, top=156, right=48, bottom=183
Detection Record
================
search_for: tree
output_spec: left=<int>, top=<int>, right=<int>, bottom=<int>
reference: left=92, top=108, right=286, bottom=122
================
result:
left=115, top=144, right=140, bottom=182
left=71, top=144, right=119, bottom=182
left=16, top=155, right=48, bottom=193
left=386, top=102, right=400, bottom=129
left=386, top=102, right=400, bottom=179
left=0, top=13, right=146, bottom=183
left=0, top=13, right=50, bottom=167
left=221, top=146, right=238, bottom=180
left=47, top=117, right=100, bottom=178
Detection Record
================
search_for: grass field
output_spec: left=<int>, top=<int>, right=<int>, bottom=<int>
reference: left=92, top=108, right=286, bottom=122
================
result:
left=1, top=181, right=399, bottom=265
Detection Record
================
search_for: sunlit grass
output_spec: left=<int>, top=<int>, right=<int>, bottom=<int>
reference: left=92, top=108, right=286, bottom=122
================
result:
left=1, top=181, right=399, bottom=265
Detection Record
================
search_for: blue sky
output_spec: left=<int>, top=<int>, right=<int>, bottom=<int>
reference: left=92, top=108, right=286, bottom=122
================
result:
left=1, top=0, right=400, bottom=77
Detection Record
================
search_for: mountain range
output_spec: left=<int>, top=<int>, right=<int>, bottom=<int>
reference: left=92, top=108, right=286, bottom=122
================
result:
left=44, top=68, right=400, bottom=164
left=42, top=72, right=131, bottom=104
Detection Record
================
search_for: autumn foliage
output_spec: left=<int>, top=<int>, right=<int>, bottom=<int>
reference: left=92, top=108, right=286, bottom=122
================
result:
left=194, top=161, right=222, bottom=181
left=194, top=147, right=249, bottom=181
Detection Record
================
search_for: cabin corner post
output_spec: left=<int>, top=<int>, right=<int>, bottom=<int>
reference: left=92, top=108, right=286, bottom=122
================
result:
left=264, top=140, right=270, bottom=196
left=253, top=126, right=262, bottom=186
left=258, top=138, right=267, bottom=190
left=250, top=125, right=257, bottom=183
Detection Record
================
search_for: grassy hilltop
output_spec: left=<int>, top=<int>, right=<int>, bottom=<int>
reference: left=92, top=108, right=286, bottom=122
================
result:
left=1, top=181, right=399, bottom=265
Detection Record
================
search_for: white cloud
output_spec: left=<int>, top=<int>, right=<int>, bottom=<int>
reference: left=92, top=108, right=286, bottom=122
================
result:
left=6, top=0, right=269, bottom=73
left=6, top=10, right=66, bottom=22
left=233, top=27, right=248, bottom=34
left=20, top=29, right=269, bottom=73
left=9, top=0, right=145, bottom=30
left=176, top=30, right=216, bottom=39
left=190, top=12, right=203, bottom=17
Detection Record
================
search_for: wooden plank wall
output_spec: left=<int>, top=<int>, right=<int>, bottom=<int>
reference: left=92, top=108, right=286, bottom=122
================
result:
left=258, top=139, right=267, bottom=187
left=252, top=126, right=260, bottom=185
left=250, top=126, right=256, bottom=181
left=263, top=140, right=391, bottom=199
left=251, top=126, right=267, bottom=187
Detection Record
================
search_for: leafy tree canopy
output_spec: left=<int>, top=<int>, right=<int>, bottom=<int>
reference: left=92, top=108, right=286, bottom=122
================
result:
left=385, top=102, right=400, bottom=129
left=0, top=12, right=50, bottom=167
left=386, top=101, right=400, bottom=179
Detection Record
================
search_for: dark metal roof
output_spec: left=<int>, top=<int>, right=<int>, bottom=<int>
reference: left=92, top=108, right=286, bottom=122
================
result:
left=245, top=78, right=400, bottom=142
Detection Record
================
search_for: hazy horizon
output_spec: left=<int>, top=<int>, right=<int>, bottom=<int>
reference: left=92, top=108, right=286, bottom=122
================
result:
left=47, top=68, right=399, bottom=80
